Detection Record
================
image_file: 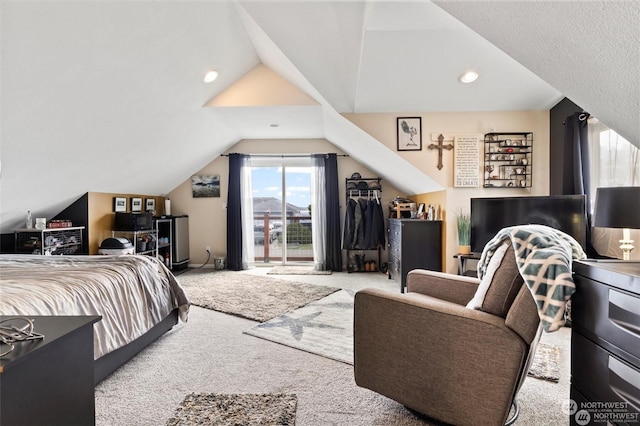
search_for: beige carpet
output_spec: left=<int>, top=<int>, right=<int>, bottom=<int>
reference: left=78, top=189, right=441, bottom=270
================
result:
left=177, top=270, right=338, bottom=322
left=166, top=393, right=297, bottom=426
left=267, top=265, right=332, bottom=275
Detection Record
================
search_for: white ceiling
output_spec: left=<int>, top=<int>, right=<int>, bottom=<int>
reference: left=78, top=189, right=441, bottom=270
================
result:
left=1, top=1, right=637, bottom=233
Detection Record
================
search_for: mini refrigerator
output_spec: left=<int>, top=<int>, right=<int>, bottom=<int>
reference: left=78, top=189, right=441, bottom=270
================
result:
left=172, top=215, right=190, bottom=270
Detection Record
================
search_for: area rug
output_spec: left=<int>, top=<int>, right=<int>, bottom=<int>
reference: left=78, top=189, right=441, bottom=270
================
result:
left=245, top=289, right=561, bottom=382
left=527, top=342, right=561, bottom=382
left=166, top=393, right=296, bottom=426
left=267, top=265, right=332, bottom=275
left=245, top=289, right=355, bottom=364
left=177, top=270, right=338, bottom=322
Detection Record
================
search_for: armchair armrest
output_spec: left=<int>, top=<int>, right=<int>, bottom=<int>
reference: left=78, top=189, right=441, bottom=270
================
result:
left=406, top=269, right=480, bottom=306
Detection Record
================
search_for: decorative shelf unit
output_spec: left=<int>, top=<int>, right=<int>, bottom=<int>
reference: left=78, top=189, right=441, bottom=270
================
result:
left=483, top=132, right=533, bottom=188
left=154, top=217, right=173, bottom=268
left=111, top=229, right=158, bottom=257
left=344, top=176, right=383, bottom=273
left=15, top=226, right=85, bottom=255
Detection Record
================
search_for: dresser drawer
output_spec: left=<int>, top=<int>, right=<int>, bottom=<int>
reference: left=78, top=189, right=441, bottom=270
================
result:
left=387, top=220, right=401, bottom=243
left=572, top=275, right=640, bottom=364
left=571, top=332, right=640, bottom=420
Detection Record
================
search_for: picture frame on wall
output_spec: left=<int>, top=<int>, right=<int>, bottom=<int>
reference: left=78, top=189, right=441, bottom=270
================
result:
left=113, top=197, right=127, bottom=213
left=145, top=198, right=156, bottom=212
left=397, top=117, right=422, bottom=151
left=192, top=175, right=221, bottom=198
left=131, top=197, right=143, bottom=212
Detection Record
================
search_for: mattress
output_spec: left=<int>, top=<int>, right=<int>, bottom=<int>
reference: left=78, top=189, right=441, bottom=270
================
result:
left=0, top=254, right=189, bottom=359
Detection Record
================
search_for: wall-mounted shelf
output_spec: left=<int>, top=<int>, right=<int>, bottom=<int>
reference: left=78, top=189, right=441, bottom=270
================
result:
left=483, top=132, right=533, bottom=188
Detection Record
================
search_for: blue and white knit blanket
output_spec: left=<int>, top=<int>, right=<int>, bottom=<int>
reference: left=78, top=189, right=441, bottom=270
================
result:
left=478, top=224, right=587, bottom=332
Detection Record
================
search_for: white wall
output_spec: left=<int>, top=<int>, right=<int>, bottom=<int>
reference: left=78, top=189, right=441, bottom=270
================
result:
left=344, top=110, right=551, bottom=273
left=168, top=138, right=403, bottom=267
left=169, top=110, right=550, bottom=272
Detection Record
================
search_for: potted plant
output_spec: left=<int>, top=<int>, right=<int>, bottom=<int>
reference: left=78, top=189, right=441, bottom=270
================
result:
left=456, top=211, right=471, bottom=254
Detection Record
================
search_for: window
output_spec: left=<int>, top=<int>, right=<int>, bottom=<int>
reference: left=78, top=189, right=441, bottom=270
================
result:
left=589, top=122, right=640, bottom=259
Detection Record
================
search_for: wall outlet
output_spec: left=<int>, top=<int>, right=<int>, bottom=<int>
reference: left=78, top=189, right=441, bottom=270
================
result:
left=205, top=246, right=210, bottom=252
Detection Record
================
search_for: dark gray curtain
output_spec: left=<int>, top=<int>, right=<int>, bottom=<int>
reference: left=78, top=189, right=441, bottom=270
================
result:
left=565, top=113, right=595, bottom=255
left=314, top=153, right=342, bottom=271
left=226, top=153, right=244, bottom=271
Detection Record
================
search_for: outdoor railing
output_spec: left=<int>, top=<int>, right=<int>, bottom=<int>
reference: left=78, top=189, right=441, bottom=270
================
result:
left=254, top=213, right=312, bottom=262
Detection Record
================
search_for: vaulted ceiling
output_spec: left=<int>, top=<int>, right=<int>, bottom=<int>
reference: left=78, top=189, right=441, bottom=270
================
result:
left=1, top=1, right=637, bottom=233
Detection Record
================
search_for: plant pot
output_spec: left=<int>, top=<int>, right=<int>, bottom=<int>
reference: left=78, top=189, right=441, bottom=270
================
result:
left=458, top=245, right=471, bottom=255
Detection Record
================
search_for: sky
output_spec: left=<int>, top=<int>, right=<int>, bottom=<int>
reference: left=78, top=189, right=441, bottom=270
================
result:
left=251, top=166, right=311, bottom=209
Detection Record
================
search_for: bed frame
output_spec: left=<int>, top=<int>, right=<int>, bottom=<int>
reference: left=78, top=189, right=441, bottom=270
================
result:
left=94, top=308, right=179, bottom=384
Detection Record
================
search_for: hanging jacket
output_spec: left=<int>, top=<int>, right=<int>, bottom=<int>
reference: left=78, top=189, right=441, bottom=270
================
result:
left=354, top=198, right=368, bottom=249
left=342, top=198, right=357, bottom=249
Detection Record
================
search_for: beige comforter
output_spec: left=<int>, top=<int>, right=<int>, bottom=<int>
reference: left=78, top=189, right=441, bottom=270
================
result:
left=0, top=254, right=189, bottom=359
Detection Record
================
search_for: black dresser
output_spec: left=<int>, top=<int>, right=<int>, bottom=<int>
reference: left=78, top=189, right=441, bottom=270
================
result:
left=387, top=219, right=443, bottom=292
left=570, top=260, right=640, bottom=426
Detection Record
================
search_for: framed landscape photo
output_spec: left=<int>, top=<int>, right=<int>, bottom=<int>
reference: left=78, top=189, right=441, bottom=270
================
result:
left=113, top=197, right=127, bottom=213
left=397, top=117, right=422, bottom=151
left=145, top=198, right=156, bottom=212
left=192, top=175, right=221, bottom=198
left=131, top=197, right=143, bottom=212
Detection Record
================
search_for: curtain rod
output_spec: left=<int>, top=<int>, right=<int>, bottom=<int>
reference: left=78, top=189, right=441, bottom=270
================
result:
left=220, top=153, right=349, bottom=158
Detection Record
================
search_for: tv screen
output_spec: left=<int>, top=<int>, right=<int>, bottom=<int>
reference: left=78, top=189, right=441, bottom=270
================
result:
left=470, top=195, right=587, bottom=253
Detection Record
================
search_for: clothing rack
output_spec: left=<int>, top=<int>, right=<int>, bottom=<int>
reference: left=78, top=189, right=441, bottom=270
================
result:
left=347, top=189, right=381, bottom=201
left=343, top=176, right=384, bottom=273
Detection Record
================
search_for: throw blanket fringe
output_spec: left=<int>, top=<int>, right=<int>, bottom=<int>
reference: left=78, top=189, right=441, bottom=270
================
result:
left=478, top=225, right=586, bottom=332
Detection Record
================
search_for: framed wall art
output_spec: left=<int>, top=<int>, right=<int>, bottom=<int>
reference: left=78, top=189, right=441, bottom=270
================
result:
left=145, top=198, right=156, bottom=212
left=192, top=175, right=220, bottom=198
left=113, top=197, right=127, bottom=213
left=130, top=197, right=143, bottom=212
left=397, top=117, right=422, bottom=151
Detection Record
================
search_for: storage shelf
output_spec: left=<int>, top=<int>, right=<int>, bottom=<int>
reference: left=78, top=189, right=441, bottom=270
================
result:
left=111, top=229, right=158, bottom=258
left=15, top=226, right=84, bottom=255
left=484, top=132, right=533, bottom=188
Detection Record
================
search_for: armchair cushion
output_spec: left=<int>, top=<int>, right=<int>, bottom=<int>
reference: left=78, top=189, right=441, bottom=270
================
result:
left=467, top=240, right=524, bottom=318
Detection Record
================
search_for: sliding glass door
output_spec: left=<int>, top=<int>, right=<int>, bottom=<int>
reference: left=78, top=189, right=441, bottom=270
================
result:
left=251, top=157, right=312, bottom=264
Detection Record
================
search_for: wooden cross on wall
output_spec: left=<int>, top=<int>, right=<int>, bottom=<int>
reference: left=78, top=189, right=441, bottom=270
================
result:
left=428, top=134, right=454, bottom=170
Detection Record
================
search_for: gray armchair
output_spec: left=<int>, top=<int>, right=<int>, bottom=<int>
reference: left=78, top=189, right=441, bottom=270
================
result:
left=354, top=240, right=542, bottom=426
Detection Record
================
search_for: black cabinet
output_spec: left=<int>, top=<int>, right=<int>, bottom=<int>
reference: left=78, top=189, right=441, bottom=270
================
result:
left=0, top=315, right=101, bottom=426
left=570, top=260, right=640, bottom=426
left=387, top=219, right=443, bottom=292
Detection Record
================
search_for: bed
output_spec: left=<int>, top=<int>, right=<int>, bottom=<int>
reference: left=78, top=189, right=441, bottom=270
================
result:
left=0, top=254, right=189, bottom=383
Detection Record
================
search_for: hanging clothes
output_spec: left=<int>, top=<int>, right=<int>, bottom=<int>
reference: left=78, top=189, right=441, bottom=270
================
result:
left=369, top=199, right=386, bottom=249
left=354, top=198, right=368, bottom=249
left=342, top=198, right=357, bottom=249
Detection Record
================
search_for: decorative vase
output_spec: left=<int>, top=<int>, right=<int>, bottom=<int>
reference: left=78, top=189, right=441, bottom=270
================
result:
left=458, top=245, right=471, bottom=255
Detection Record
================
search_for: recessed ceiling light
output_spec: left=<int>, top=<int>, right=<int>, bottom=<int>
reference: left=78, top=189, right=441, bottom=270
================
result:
left=458, top=71, right=479, bottom=84
left=203, top=70, right=218, bottom=83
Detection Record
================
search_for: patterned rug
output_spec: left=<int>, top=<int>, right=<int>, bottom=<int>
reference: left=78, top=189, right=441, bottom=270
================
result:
left=177, top=270, right=338, bottom=322
left=267, top=265, right=332, bottom=275
left=245, top=289, right=355, bottom=364
left=166, top=393, right=296, bottom=426
left=245, top=290, right=561, bottom=382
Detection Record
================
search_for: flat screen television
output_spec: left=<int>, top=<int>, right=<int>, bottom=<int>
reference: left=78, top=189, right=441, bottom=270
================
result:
left=470, top=195, right=587, bottom=253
